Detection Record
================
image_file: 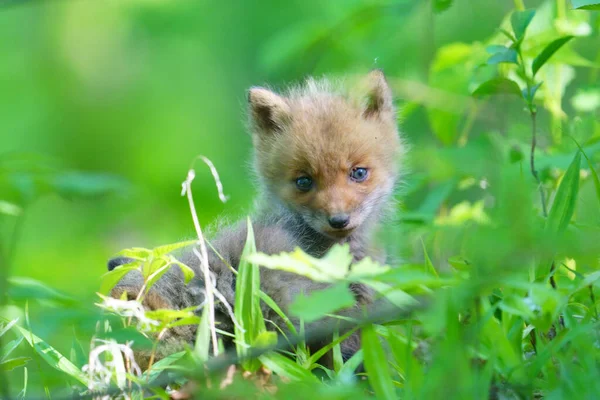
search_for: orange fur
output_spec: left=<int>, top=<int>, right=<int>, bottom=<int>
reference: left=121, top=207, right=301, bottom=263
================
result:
left=249, top=70, right=404, bottom=247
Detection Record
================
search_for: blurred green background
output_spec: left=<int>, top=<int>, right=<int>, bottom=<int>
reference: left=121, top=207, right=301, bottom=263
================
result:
left=1, top=0, right=599, bottom=394
left=0, top=0, right=522, bottom=296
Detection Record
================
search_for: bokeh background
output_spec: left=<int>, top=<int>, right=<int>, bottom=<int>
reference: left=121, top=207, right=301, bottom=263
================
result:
left=1, top=0, right=599, bottom=394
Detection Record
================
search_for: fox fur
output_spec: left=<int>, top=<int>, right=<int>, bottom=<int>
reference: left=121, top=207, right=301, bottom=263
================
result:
left=108, top=70, right=405, bottom=369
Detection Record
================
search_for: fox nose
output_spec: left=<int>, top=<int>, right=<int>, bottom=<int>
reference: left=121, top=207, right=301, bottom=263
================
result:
left=328, top=214, right=350, bottom=229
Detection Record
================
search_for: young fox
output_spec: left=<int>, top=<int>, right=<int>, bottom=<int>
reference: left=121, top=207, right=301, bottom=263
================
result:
left=109, top=70, right=404, bottom=367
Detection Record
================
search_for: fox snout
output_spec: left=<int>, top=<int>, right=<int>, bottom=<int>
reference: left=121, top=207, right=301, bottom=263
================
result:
left=328, top=214, right=350, bottom=229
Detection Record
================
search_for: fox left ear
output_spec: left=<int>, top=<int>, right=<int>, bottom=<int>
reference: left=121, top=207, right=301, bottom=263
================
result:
left=362, top=69, right=393, bottom=119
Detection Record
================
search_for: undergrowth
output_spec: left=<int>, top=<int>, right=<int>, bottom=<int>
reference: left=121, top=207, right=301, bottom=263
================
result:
left=1, top=1, right=600, bottom=399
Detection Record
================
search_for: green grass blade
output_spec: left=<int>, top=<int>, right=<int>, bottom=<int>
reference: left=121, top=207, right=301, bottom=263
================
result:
left=258, top=352, right=319, bottom=383
left=6, top=320, right=88, bottom=386
left=546, top=151, right=581, bottom=233
left=235, top=217, right=265, bottom=371
left=571, top=137, right=600, bottom=216
left=363, top=324, right=396, bottom=400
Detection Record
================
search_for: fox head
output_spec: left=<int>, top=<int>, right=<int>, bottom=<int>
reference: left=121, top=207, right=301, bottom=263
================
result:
left=248, top=70, right=404, bottom=239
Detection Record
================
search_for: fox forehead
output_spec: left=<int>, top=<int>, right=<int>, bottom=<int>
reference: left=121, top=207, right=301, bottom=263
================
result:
left=266, top=101, right=400, bottom=181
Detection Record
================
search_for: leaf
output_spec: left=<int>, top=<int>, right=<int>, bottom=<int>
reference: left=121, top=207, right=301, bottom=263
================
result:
left=511, top=9, right=536, bottom=41
left=99, top=264, right=140, bottom=295
left=258, top=352, right=319, bottom=383
left=0, top=318, right=18, bottom=338
left=51, top=171, right=129, bottom=200
left=421, top=239, right=439, bottom=278
left=337, top=349, right=364, bottom=378
left=259, top=291, right=297, bottom=335
left=9, top=321, right=88, bottom=385
left=235, top=218, right=265, bottom=372
left=1, top=337, right=24, bottom=362
left=486, top=46, right=518, bottom=65
left=570, top=137, right=600, bottom=213
left=248, top=244, right=352, bottom=282
left=168, top=258, right=196, bottom=284
left=0, top=357, right=30, bottom=371
left=546, top=151, right=581, bottom=233
left=8, top=277, right=76, bottom=305
left=571, top=0, right=600, bottom=10
left=432, top=0, right=453, bottom=13
left=194, top=305, right=210, bottom=364
left=522, top=82, right=543, bottom=104
left=364, top=281, right=417, bottom=309
left=289, top=284, right=356, bottom=323
left=363, top=325, right=396, bottom=400
left=472, top=78, right=521, bottom=98
left=115, top=247, right=152, bottom=259
left=144, top=264, right=172, bottom=292
left=143, top=351, right=186, bottom=384
left=532, top=36, right=574, bottom=76
left=448, top=255, right=471, bottom=271
left=152, top=240, right=198, bottom=257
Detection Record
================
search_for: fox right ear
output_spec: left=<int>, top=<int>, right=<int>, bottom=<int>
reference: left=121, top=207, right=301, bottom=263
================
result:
left=248, top=87, right=291, bottom=135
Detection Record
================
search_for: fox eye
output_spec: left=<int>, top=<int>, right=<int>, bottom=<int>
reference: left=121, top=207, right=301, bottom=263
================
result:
left=350, top=167, right=369, bottom=182
left=295, top=176, right=313, bottom=192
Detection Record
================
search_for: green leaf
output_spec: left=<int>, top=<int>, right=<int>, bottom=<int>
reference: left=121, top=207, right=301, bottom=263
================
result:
left=1, top=337, right=24, bottom=362
left=472, top=78, right=521, bottom=98
left=421, top=239, right=439, bottom=278
left=571, top=0, right=600, bottom=10
left=522, top=82, right=543, bottom=104
left=0, top=357, right=30, bottom=371
left=448, top=255, right=471, bottom=271
left=9, top=321, right=88, bottom=386
left=235, top=218, right=265, bottom=371
left=259, top=291, right=297, bottom=335
left=99, top=263, right=140, bottom=295
left=194, top=305, right=210, bottom=364
left=289, top=284, right=355, bottom=323
left=0, top=318, right=18, bottom=338
left=114, top=248, right=151, bottom=260
left=432, top=0, right=453, bottom=13
left=532, top=36, right=574, bottom=76
left=51, top=171, right=129, bottom=200
left=486, top=46, right=518, bottom=65
left=258, top=352, right=319, bottom=383
left=337, top=349, right=364, bottom=378
left=363, top=325, right=396, bottom=400
left=546, top=151, right=581, bottom=233
left=511, top=9, right=536, bottom=41
left=570, top=137, right=600, bottom=214
left=145, top=264, right=172, bottom=293
left=8, top=277, right=76, bottom=305
left=152, top=240, right=198, bottom=257
left=168, top=258, right=195, bottom=284
left=248, top=244, right=352, bottom=282
left=142, top=351, right=186, bottom=384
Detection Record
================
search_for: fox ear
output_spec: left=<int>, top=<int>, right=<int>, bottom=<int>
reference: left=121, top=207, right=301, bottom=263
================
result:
left=248, top=87, right=291, bottom=135
left=362, top=69, right=393, bottom=119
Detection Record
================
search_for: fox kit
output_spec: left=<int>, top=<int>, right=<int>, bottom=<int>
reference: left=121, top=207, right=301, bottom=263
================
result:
left=109, top=70, right=404, bottom=367
left=248, top=69, right=403, bottom=261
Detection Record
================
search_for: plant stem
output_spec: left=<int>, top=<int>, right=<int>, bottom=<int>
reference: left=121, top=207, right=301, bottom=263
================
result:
left=529, top=110, right=548, bottom=217
left=183, top=166, right=219, bottom=356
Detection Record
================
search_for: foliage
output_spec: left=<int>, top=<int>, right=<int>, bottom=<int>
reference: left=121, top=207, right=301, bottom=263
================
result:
left=1, top=0, right=600, bottom=399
